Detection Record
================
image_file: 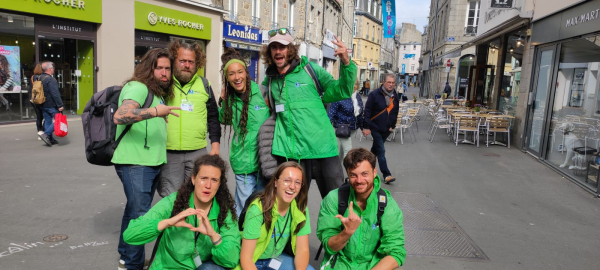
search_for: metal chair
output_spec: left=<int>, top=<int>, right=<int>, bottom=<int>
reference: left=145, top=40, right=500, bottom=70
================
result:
left=455, top=115, right=480, bottom=147
left=486, top=116, right=511, bottom=148
left=397, top=113, right=418, bottom=144
left=429, top=112, right=452, bottom=143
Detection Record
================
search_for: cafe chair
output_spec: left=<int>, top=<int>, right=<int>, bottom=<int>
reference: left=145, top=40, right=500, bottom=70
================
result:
left=486, top=116, right=511, bottom=148
left=455, top=115, right=480, bottom=147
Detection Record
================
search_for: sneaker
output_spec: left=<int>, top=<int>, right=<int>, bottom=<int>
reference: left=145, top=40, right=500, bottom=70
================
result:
left=118, top=260, right=125, bottom=270
left=37, top=131, right=43, bottom=140
left=384, top=176, right=396, bottom=184
left=38, top=133, right=52, bottom=146
left=50, top=139, right=59, bottom=145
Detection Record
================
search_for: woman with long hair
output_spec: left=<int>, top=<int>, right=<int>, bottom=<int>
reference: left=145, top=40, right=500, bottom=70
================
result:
left=218, top=47, right=270, bottom=216
left=238, top=162, right=314, bottom=270
left=30, top=64, right=44, bottom=137
left=0, top=54, right=14, bottom=110
left=123, top=155, right=241, bottom=270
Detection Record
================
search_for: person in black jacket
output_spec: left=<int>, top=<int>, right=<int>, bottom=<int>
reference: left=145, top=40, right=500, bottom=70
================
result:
left=38, top=61, right=63, bottom=146
left=363, top=74, right=400, bottom=184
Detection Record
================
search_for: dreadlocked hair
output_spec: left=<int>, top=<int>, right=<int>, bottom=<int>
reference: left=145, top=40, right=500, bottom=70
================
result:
left=170, top=155, right=237, bottom=229
left=220, top=47, right=252, bottom=144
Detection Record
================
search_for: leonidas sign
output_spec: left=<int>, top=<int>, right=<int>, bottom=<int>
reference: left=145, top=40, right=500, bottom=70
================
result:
left=135, top=2, right=212, bottom=40
left=2, top=0, right=102, bottom=23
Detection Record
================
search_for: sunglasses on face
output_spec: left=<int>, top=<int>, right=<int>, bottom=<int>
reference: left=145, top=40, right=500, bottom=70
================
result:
left=268, top=28, right=291, bottom=37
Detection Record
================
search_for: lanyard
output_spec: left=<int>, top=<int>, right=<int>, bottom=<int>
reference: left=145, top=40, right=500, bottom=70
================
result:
left=176, top=85, right=189, bottom=99
left=272, top=209, right=291, bottom=257
left=193, top=204, right=212, bottom=248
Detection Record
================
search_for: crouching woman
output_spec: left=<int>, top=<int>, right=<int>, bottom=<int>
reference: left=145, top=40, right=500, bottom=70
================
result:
left=237, top=162, right=314, bottom=270
left=124, top=155, right=241, bottom=270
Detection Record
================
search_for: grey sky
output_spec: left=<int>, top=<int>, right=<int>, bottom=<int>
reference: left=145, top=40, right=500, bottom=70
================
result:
left=395, top=0, right=430, bottom=32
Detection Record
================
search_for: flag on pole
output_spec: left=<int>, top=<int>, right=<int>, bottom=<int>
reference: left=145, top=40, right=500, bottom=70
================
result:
left=383, top=0, right=396, bottom=38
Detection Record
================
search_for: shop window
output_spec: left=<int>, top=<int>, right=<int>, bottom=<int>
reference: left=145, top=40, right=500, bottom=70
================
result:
left=465, top=1, right=480, bottom=36
left=543, top=34, right=600, bottom=189
left=252, top=0, right=260, bottom=27
left=0, top=12, right=35, bottom=123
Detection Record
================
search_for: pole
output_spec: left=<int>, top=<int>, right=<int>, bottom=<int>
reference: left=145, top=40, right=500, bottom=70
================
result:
left=426, top=0, right=439, bottom=98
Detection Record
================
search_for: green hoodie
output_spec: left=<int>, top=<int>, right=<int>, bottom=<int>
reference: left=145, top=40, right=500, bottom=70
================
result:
left=233, top=197, right=310, bottom=270
left=123, top=192, right=241, bottom=270
left=166, top=75, right=209, bottom=150
left=316, top=175, right=406, bottom=269
left=218, top=81, right=270, bottom=174
left=262, top=56, right=357, bottom=159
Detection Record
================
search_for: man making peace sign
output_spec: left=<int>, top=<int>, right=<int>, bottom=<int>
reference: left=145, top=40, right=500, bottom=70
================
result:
left=316, top=148, right=406, bottom=270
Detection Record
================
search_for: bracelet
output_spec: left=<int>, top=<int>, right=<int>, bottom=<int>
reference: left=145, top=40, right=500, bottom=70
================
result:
left=212, top=234, right=222, bottom=245
left=154, top=107, right=158, bottom=117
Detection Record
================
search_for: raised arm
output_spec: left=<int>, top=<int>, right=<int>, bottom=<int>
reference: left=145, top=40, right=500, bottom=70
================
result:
left=114, top=100, right=180, bottom=125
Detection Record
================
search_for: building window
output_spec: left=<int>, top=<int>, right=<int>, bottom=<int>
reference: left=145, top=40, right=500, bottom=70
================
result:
left=272, top=0, right=278, bottom=27
left=465, top=1, right=480, bottom=35
left=413, top=45, right=416, bottom=49
left=229, top=0, right=237, bottom=19
left=355, top=0, right=359, bottom=9
left=411, top=65, right=415, bottom=71
left=374, top=2, right=377, bottom=17
left=251, top=0, right=259, bottom=26
left=289, top=2, right=294, bottom=28
left=366, top=22, right=369, bottom=39
left=368, top=0, right=371, bottom=13
left=352, top=44, right=356, bottom=58
left=403, top=45, right=406, bottom=49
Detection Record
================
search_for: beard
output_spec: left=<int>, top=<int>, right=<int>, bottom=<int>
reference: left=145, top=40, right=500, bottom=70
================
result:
left=175, top=65, right=198, bottom=84
left=155, top=77, right=171, bottom=90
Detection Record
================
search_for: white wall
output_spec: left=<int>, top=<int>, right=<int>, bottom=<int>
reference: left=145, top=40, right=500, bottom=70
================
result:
left=533, top=0, right=585, bottom=21
left=477, top=0, right=524, bottom=36
left=398, top=44, right=421, bottom=75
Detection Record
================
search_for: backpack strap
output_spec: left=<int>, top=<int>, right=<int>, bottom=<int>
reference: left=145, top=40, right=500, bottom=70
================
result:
left=374, top=188, right=388, bottom=252
left=303, top=62, right=324, bottom=98
left=148, top=231, right=164, bottom=268
left=114, top=88, right=154, bottom=146
left=199, top=76, right=214, bottom=100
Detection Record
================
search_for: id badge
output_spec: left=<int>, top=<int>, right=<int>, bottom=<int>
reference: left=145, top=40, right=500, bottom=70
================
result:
left=268, top=257, right=282, bottom=270
left=193, top=249, right=202, bottom=267
left=275, top=104, right=285, bottom=113
left=181, top=99, right=194, bottom=112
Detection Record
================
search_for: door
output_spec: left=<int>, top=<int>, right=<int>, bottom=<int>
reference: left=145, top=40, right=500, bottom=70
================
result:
left=77, top=40, right=94, bottom=114
left=39, top=37, right=78, bottom=114
left=525, top=46, right=556, bottom=155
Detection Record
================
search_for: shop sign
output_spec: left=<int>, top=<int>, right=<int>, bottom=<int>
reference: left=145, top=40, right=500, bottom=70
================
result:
left=322, top=30, right=338, bottom=49
left=36, top=17, right=95, bottom=40
left=565, top=9, right=600, bottom=28
left=135, top=30, right=170, bottom=47
left=223, top=21, right=261, bottom=43
left=459, top=77, right=468, bottom=88
left=446, top=37, right=455, bottom=42
left=532, top=1, right=600, bottom=45
left=490, top=0, right=513, bottom=9
left=2, top=0, right=102, bottom=23
left=135, top=1, right=211, bottom=40
left=225, top=42, right=261, bottom=52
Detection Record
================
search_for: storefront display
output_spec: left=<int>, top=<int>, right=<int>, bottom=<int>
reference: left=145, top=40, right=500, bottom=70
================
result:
left=526, top=0, right=600, bottom=195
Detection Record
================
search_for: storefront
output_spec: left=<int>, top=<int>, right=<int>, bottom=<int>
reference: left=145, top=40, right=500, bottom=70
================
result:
left=0, top=0, right=101, bottom=123
left=222, top=20, right=261, bottom=82
left=525, top=0, right=600, bottom=196
left=134, top=1, right=211, bottom=76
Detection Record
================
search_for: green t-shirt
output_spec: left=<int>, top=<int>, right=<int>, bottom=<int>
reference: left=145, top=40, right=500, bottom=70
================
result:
left=243, top=204, right=311, bottom=260
left=111, top=81, right=167, bottom=166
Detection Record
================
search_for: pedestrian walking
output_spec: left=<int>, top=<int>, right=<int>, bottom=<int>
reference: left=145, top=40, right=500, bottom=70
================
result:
left=238, top=162, right=314, bottom=270
left=112, top=48, right=180, bottom=270
left=29, top=64, right=44, bottom=140
left=443, top=82, right=452, bottom=97
left=261, top=28, right=357, bottom=198
left=328, top=79, right=364, bottom=158
left=363, top=74, right=400, bottom=184
left=158, top=39, right=221, bottom=198
left=123, top=155, right=241, bottom=270
left=364, top=78, right=371, bottom=95
left=37, top=61, right=64, bottom=146
left=316, top=148, right=406, bottom=270
left=218, top=47, right=270, bottom=216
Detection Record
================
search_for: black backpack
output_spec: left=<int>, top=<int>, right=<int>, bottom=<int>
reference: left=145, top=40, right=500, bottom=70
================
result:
left=314, top=180, right=388, bottom=268
left=81, top=85, right=153, bottom=166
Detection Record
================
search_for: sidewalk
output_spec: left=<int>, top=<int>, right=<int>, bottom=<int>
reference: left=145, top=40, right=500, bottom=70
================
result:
left=0, top=104, right=598, bottom=269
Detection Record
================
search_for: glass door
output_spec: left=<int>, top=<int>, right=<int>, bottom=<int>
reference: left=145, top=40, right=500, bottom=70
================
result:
left=525, top=46, right=556, bottom=155
left=39, top=37, right=78, bottom=114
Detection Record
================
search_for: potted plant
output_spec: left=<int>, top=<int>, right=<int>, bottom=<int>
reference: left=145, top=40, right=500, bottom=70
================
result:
left=474, top=104, right=481, bottom=116
left=452, top=97, right=458, bottom=107
left=442, top=93, right=447, bottom=99
left=465, top=101, right=471, bottom=107
left=412, top=94, right=417, bottom=103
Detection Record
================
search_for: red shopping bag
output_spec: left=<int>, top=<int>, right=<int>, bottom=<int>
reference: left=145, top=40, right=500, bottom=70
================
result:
left=54, top=112, right=68, bottom=137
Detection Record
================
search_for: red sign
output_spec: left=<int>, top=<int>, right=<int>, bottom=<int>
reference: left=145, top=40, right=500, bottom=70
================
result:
left=446, top=59, right=451, bottom=67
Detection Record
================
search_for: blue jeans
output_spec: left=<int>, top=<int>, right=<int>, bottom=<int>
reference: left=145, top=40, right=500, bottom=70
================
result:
left=42, top=107, right=59, bottom=140
left=235, top=172, right=265, bottom=217
left=255, top=253, right=315, bottom=270
left=197, top=260, right=226, bottom=270
left=115, top=165, right=161, bottom=270
left=371, top=130, right=392, bottom=178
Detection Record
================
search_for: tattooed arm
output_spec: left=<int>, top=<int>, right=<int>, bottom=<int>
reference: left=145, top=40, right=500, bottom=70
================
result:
left=114, top=100, right=181, bottom=125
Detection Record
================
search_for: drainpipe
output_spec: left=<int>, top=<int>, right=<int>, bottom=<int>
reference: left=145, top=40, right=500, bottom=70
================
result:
left=426, top=0, right=439, bottom=98
left=304, top=0, right=310, bottom=57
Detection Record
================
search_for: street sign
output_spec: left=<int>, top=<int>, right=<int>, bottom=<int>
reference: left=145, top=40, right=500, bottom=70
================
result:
left=491, top=0, right=513, bottom=9
left=446, top=37, right=455, bottom=42
left=445, top=59, right=451, bottom=73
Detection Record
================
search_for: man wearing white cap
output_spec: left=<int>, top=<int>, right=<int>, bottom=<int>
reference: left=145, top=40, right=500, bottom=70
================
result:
left=260, top=28, right=357, bottom=198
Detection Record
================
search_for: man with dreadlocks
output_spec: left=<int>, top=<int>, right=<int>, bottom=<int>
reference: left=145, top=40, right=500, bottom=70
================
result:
left=218, top=48, right=270, bottom=216
left=158, top=39, right=221, bottom=198
left=260, top=28, right=357, bottom=199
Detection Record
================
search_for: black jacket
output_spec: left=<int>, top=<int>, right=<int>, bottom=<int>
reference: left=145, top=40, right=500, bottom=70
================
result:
left=363, top=87, right=400, bottom=132
left=443, top=85, right=452, bottom=96
left=39, top=73, right=63, bottom=108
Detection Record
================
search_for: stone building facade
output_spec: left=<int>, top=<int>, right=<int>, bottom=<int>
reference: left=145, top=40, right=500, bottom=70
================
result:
left=352, top=0, right=383, bottom=88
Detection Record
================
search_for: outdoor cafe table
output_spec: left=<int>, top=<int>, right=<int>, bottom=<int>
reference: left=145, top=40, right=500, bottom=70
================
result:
left=450, top=113, right=515, bottom=145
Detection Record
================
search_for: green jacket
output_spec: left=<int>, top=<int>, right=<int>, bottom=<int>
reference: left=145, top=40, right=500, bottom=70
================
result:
left=123, top=192, right=241, bottom=270
left=166, top=75, right=219, bottom=150
left=261, top=56, right=357, bottom=159
left=233, top=198, right=308, bottom=270
left=218, top=81, right=270, bottom=174
left=316, top=175, right=406, bottom=269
